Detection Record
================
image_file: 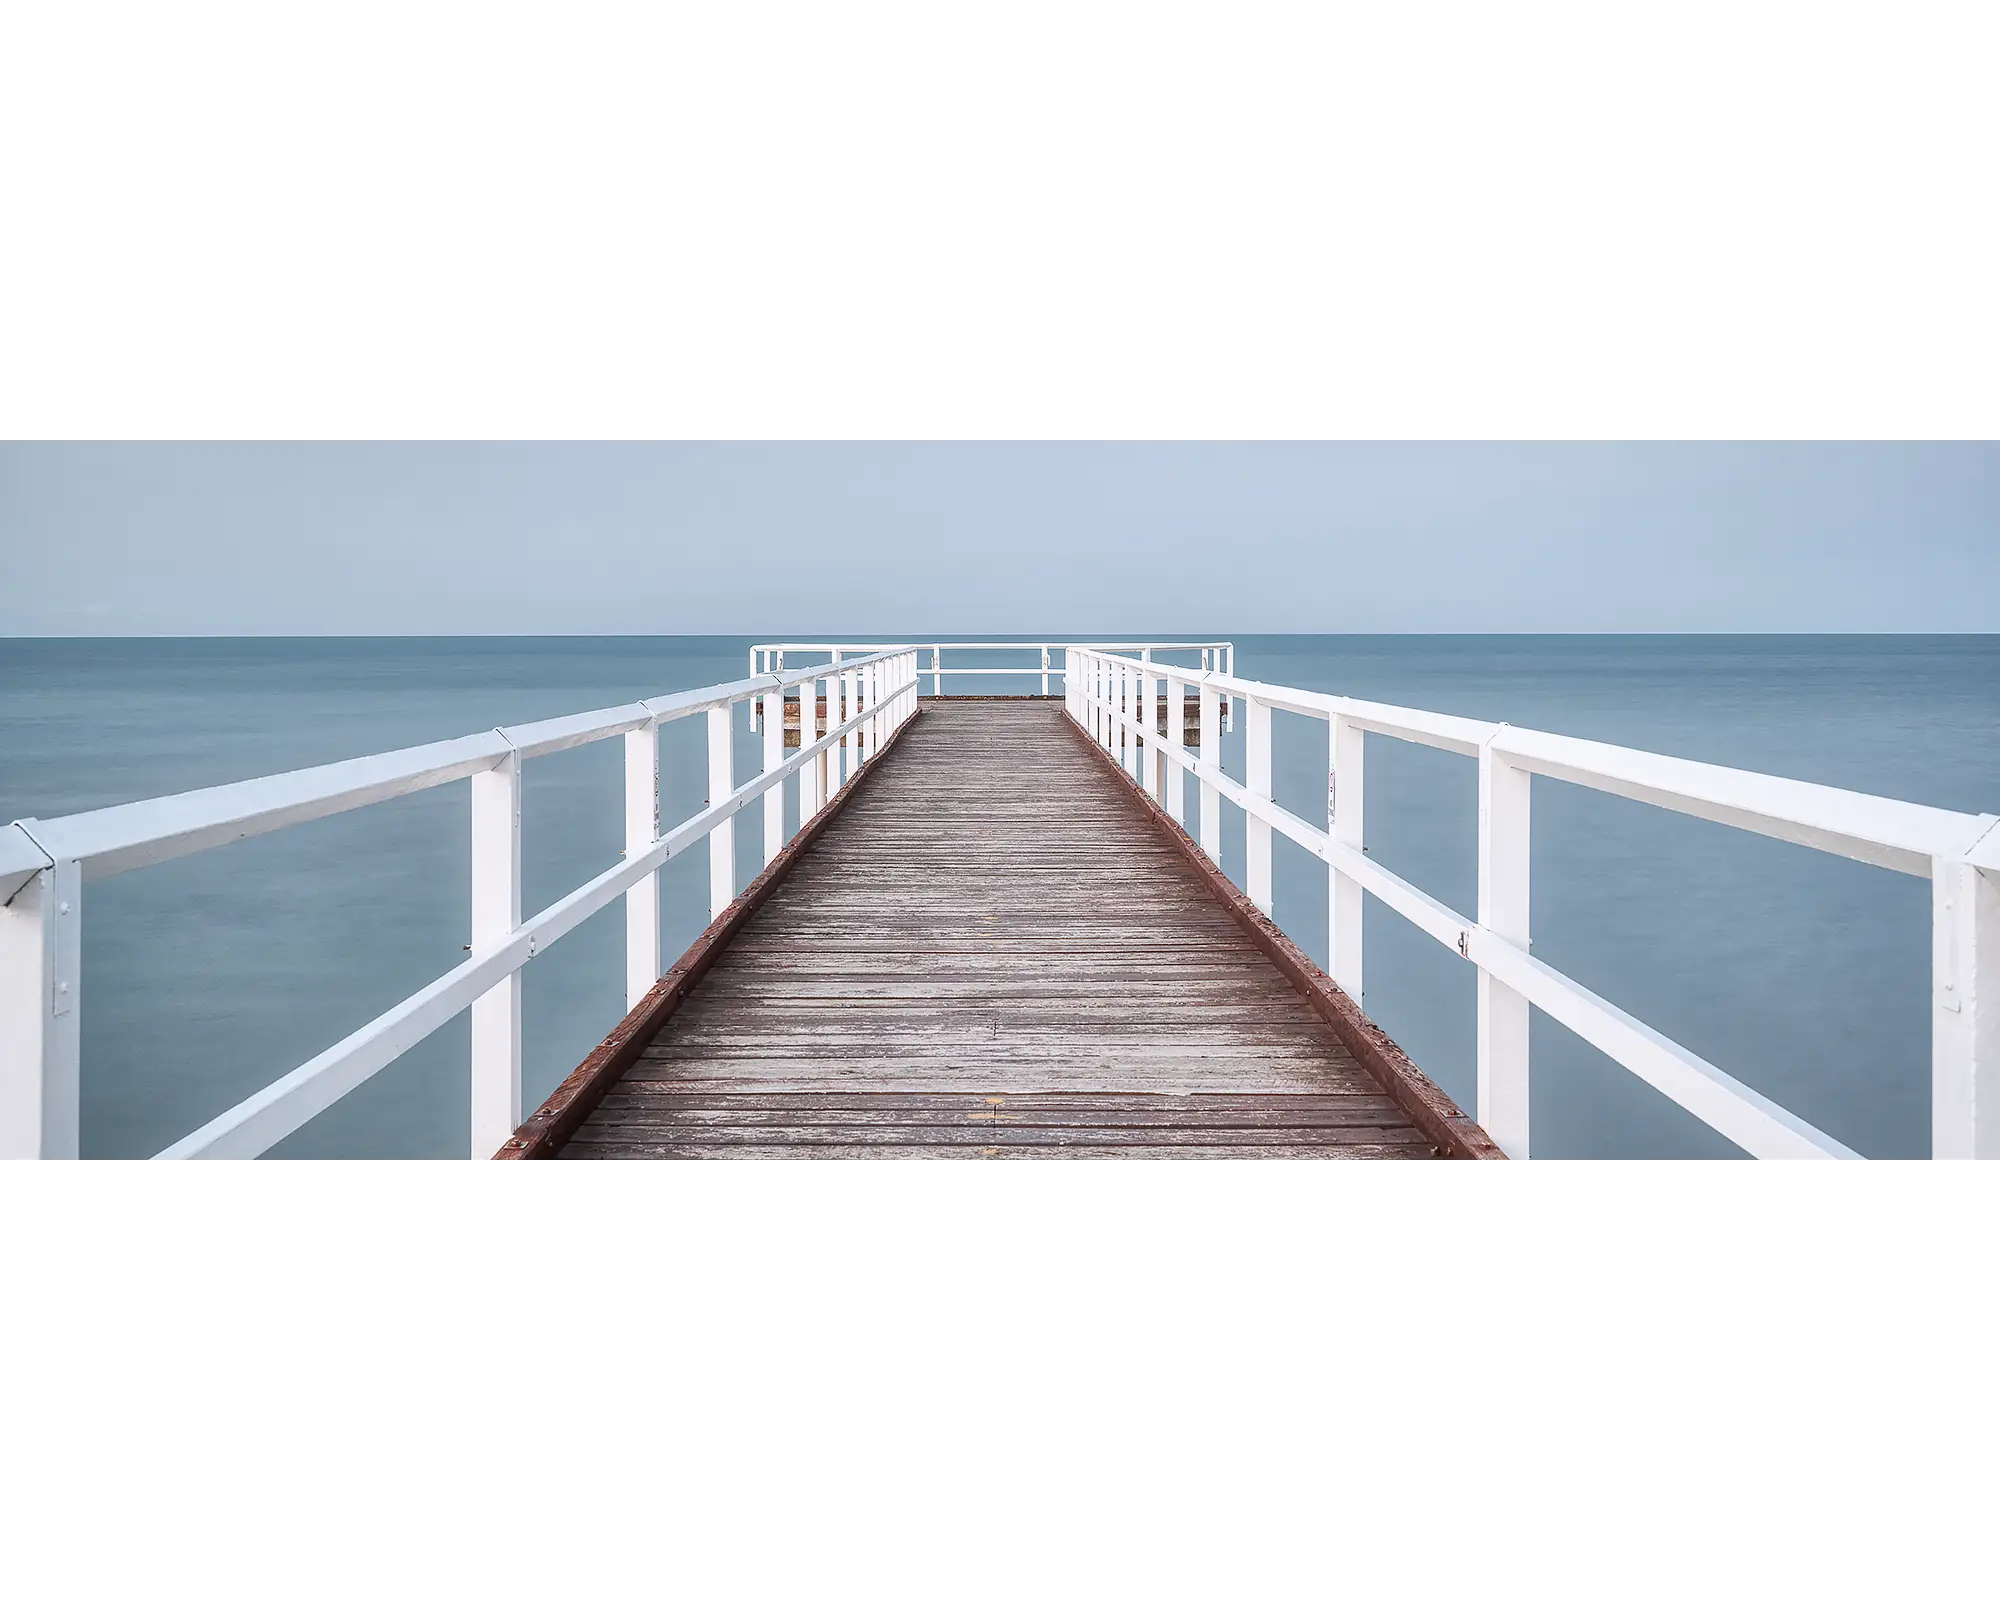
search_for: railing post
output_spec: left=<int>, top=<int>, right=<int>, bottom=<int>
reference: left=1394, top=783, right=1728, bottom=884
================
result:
left=841, top=667, right=857, bottom=784
left=1104, top=652, right=1120, bottom=752
left=1108, top=659, right=1118, bottom=758
left=1130, top=663, right=1144, bottom=782
left=624, top=719, right=661, bottom=1012
left=0, top=853, right=81, bottom=1159
left=856, top=663, right=872, bottom=766
left=1328, top=713, right=1364, bottom=996
left=1933, top=821, right=2000, bottom=1157
left=932, top=645, right=942, bottom=697
left=869, top=661, right=881, bottom=750
left=1140, top=649, right=1154, bottom=795
left=1105, top=657, right=1115, bottom=752
left=800, top=678, right=823, bottom=823
left=1198, top=684, right=1221, bottom=863
left=1113, top=660, right=1123, bottom=763
left=823, top=670, right=836, bottom=795
left=829, top=669, right=843, bottom=790
left=1041, top=645, right=1050, bottom=698
left=1138, top=649, right=1154, bottom=796
left=825, top=660, right=844, bottom=798
left=827, top=649, right=845, bottom=796
left=820, top=672, right=834, bottom=803
left=707, top=704, right=734, bottom=920
left=1165, top=672, right=1185, bottom=823
left=1477, top=730, right=1532, bottom=1158
left=1245, top=697, right=1273, bottom=915
left=1140, top=663, right=1158, bottom=798
left=762, top=683, right=784, bottom=866
left=1120, top=663, right=1135, bottom=778
left=470, top=747, right=522, bottom=1157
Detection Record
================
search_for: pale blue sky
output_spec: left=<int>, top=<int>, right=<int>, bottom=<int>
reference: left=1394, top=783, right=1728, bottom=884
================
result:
left=3, top=443, right=1994, bottom=635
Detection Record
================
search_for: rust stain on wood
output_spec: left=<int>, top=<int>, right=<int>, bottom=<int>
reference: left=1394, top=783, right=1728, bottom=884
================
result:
left=1059, top=713, right=1503, bottom=1160
left=494, top=707, right=926, bottom=1159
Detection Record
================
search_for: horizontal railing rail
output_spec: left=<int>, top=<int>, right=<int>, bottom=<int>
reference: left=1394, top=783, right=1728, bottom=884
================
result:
left=1068, top=646, right=2000, bottom=1160
left=753, top=641, right=1235, bottom=708
left=0, top=649, right=923, bottom=1159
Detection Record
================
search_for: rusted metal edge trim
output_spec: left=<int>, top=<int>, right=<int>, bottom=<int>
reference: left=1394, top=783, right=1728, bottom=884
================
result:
left=1060, top=716, right=1505, bottom=1160
left=496, top=709, right=926, bottom=1160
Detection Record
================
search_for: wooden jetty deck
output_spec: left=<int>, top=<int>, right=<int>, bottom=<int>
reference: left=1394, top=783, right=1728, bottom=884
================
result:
left=507, top=700, right=1498, bottom=1160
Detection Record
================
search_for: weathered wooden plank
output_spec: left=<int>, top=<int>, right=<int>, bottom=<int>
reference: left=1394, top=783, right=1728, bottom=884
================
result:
left=581, top=1104, right=1418, bottom=1130
left=564, top=1142, right=1438, bottom=1160
left=564, top=1123, right=1435, bottom=1148
left=614, top=1067, right=1392, bottom=1095
left=584, top=1091, right=1403, bottom=1110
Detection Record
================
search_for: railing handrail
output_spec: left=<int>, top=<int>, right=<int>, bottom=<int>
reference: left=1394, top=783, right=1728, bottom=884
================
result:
left=1085, top=650, right=1990, bottom=876
left=754, top=641, right=1239, bottom=728
left=1, top=652, right=909, bottom=891
left=1070, top=645, right=2000, bottom=1161
left=1, top=649, right=924, bottom=1160
left=753, top=640, right=1233, bottom=651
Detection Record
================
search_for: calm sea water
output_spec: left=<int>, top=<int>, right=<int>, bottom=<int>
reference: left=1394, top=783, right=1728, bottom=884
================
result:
left=3, top=635, right=1995, bottom=1160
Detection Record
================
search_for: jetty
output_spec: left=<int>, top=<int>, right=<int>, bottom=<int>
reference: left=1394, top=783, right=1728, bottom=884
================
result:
left=3, top=642, right=1996, bottom=1159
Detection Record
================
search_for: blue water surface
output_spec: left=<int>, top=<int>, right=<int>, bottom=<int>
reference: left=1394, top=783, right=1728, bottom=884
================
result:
left=2, top=635, right=1994, bottom=1159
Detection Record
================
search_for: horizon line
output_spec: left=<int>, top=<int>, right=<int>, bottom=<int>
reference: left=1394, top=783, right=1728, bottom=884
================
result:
left=5, top=629, right=1999, bottom=643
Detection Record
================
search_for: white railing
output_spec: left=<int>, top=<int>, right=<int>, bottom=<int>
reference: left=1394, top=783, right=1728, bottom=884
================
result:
left=754, top=641, right=1234, bottom=715
left=1068, top=646, right=2000, bottom=1160
left=0, top=649, right=922, bottom=1159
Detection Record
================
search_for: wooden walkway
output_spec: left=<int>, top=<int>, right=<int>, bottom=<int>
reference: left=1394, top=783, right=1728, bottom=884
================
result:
left=511, top=700, right=1496, bottom=1160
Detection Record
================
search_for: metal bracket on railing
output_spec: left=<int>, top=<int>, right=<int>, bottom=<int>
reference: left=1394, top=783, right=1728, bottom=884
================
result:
left=1, top=820, right=55, bottom=908
left=9, top=822, right=74, bottom=1019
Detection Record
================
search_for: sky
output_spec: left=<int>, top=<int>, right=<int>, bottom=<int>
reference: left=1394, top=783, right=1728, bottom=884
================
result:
left=2, top=442, right=1995, bottom=635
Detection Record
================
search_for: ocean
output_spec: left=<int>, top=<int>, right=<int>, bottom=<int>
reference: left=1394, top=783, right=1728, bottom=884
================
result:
left=3, top=634, right=1995, bottom=1160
